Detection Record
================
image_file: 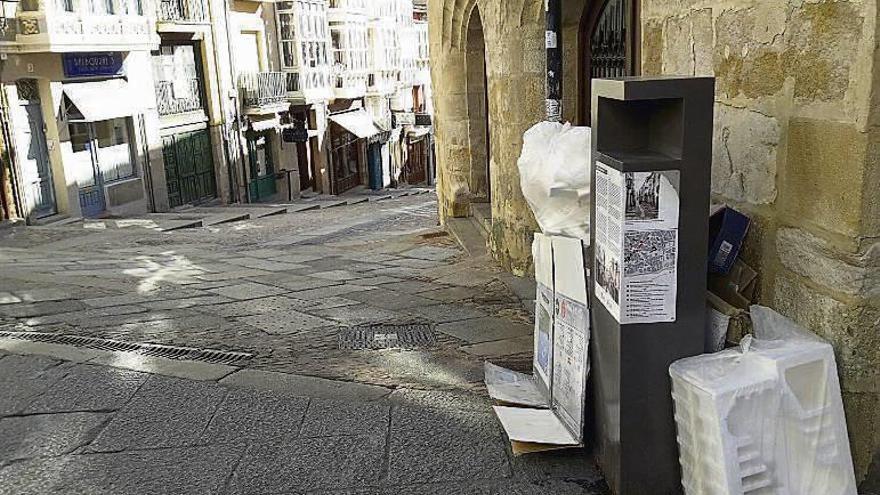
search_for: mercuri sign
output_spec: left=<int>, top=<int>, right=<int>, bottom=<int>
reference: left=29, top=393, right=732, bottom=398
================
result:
left=62, top=52, right=124, bottom=78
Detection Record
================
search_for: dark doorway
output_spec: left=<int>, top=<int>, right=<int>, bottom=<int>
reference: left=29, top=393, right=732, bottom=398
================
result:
left=465, top=6, right=491, bottom=205
left=580, top=0, right=640, bottom=123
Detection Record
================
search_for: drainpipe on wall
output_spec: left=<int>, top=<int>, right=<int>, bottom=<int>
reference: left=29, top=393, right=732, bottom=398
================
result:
left=545, top=0, right=562, bottom=122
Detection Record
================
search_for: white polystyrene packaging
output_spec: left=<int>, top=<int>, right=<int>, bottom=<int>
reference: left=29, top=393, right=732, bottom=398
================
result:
left=517, top=121, right=592, bottom=241
left=669, top=306, right=857, bottom=495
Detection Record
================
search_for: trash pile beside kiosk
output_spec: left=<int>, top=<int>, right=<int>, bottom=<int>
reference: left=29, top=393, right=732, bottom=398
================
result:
left=484, top=76, right=857, bottom=495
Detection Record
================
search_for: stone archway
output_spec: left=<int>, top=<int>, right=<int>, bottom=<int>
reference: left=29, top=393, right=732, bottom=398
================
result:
left=465, top=5, right=491, bottom=210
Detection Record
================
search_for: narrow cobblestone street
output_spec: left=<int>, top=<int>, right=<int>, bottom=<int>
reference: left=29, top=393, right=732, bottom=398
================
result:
left=0, top=193, right=608, bottom=494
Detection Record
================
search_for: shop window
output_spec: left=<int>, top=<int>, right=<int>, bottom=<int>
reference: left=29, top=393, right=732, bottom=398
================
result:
left=66, top=118, right=136, bottom=186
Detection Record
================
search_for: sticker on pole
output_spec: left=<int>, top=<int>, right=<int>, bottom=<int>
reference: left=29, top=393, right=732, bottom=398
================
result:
left=594, top=162, right=680, bottom=324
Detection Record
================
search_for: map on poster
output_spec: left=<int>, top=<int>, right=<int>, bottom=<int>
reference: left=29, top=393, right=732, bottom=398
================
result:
left=551, top=293, right=589, bottom=436
left=594, top=161, right=680, bottom=324
left=534, top=282, right=554, bottom=391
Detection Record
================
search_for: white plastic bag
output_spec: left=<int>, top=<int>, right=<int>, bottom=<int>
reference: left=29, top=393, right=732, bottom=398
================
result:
left=517, top=122, right=592, bottom=241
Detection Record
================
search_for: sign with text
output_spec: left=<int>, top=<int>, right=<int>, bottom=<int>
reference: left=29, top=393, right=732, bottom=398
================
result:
left=62, top=52, right=124, bottom=78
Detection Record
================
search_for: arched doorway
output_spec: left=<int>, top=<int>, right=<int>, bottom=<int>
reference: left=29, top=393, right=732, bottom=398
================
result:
left=579, top=0, right=640, bottom=123
left=465, top=6, right=490, bottom=208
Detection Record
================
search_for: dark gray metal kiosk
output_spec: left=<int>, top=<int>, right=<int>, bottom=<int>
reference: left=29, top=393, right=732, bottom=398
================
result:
left=589, top=76, right=715, bottom=494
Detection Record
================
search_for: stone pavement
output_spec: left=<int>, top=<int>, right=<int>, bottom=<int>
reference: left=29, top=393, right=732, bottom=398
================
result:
left=0, top=193, right=607, bottom=493
left=0, top=194, right=534, bottom=390
left=0, top=351, right=608, bottom=495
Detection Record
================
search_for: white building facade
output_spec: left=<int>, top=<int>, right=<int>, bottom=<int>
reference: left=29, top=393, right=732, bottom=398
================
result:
left=0, top=0, right=433, bottom=222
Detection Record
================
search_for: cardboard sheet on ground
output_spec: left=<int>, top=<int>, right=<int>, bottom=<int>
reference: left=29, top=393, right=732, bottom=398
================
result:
left=485, top=233, right=591, bottom=454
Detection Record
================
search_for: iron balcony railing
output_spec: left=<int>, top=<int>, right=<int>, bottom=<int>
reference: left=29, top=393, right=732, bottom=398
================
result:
left=238, top=71, right=287, bottom=108
left=154, top=79, right=203, bottom=116
left=158, top=0, right=206, bottom=23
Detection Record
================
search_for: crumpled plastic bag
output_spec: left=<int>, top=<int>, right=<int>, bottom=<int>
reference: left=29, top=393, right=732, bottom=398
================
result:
left=517, top=121, right=592, bottom=241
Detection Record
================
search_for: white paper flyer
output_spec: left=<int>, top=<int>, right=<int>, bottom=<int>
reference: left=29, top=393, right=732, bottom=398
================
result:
left=595, top=161, right=680, bottom=324
left=551, top=293, right=589, bottom=435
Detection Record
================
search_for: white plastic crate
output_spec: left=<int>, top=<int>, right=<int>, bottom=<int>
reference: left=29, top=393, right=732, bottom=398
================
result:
left=670, top=306, right=856, bottom=495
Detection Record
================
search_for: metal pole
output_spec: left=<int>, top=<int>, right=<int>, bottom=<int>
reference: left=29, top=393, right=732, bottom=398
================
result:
left=545, top=0, right=562, bottom=122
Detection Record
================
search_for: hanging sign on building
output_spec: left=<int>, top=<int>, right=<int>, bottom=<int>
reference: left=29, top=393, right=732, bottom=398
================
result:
left=62, top=52, right=124, bottom=78
left=393, top=111, right=415, bottom=126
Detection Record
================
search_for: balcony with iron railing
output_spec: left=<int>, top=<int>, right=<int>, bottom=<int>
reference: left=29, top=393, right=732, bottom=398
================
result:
left=0, top=0, right=157, bottom=52
left=154, top=78, right=203, bottom=116
left=239, top=71, right=288, bottom=114
left=156, top=0, right=206, bottom=23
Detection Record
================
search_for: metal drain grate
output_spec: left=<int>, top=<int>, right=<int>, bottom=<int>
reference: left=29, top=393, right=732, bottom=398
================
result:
left=0, top=331, right=254, bottom=366
left=338, top=324, right=437, bottom=350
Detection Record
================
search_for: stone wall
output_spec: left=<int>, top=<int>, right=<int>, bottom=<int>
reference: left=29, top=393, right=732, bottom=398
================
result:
left=429, top=0, right=580, bottom=275
left=642, top=0, right=880, bottom=486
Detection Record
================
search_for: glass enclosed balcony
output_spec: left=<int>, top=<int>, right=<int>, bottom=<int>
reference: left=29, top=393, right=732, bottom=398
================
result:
left=0, top=0, right=157, bottom=52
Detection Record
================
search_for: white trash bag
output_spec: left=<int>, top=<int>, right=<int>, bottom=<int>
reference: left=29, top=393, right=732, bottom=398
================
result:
left=517, top=121, right=592, bottom=241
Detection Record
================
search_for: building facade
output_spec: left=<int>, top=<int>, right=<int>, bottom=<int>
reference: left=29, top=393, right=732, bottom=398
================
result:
left=0, top=0, right=432, bottom=220
left=428, top=0, right=880, bottom=488
left=0, top=0, right=161, bottom=220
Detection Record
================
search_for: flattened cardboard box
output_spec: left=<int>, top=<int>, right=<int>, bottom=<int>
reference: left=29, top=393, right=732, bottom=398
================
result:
left=485, top=234, right=591, bottom=455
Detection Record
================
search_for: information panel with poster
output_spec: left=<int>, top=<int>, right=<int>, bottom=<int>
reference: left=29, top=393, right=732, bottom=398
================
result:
left=594, top=161, right=680, bottom=324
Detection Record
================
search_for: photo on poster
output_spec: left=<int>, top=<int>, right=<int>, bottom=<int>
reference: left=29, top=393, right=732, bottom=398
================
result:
left=595, top=243, right=620, bottom=305
left=535, top=286, right=553, bottom=375
left=625, top=172, right=662, bottom=221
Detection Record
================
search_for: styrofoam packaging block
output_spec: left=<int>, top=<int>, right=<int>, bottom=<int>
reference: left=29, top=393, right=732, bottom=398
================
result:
left=670, top=306, right=857, bottom=495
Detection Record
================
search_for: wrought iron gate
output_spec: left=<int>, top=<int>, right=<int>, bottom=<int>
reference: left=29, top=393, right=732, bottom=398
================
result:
left=590, top=0, right=629, bottom=79
left=162, top=129, right=216, bottom=208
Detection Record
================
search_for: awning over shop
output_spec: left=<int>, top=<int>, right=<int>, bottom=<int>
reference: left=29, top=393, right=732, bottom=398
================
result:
left=249, top=115, right=280, bottom=132
left=329, top=109, right=380, bottom=139
left=63, top=79, right=144, bottom=122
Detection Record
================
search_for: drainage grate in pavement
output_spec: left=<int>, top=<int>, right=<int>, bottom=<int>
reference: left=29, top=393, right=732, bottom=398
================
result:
left=0, top=331, right=254, bottom=366
left=337, top=324, right=437, bottom=350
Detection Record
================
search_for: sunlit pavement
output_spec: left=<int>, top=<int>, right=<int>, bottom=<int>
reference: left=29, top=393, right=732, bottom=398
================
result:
left=0, top=193, right=608, bottom=494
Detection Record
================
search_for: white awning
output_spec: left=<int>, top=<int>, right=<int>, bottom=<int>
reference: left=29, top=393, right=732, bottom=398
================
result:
left=329, top=109, right=380, bottom=139
left=63, top=79, right=144, bottom=122
left=249, top=115, right=280, bottom=132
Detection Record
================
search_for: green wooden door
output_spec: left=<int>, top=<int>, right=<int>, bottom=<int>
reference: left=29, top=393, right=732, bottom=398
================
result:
left=247, top=132, right=277, bottom=202
left=163, top=129, right=217, bottom=208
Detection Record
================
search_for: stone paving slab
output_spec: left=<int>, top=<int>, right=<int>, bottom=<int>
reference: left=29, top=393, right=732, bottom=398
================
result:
left=0, top=292, right=20, bottom=304
left=238, top=309, right=337, bottom=335
left=300, top=398, right=390, bottom=438
left=0, top=445, right=241, bottom=495
left=436, top=317, right=533, bottom=344
left=219, top=369, right=392, bottom=402
left=201, top=388, right=309, bottom=445
left=227, top=435, right=386, bottom=494
left=405, top=304, right=487, bottom=324
left=345, top=288, right=439, bottom=311
left=387, top=407, right=510, bottom=485
left=195, top=295, right=317, bottom=318
left=458, top=336, right=533, bottom=358
left=401, top=246, right=460, bottom=261
left=21, top=364, right=148, bottom=414
left=0, top=355, right=71, bottom=416
left=0, top=412, right=111, bottom=463
left=224, top=257, right=308, bottom=272
left=289, top=284, right=377, bottom=300
left=208, top=281, right=288, bottom=300
left=310, top=304, right=408, bottom=326
left=86, top=375, right=228, bottom=452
